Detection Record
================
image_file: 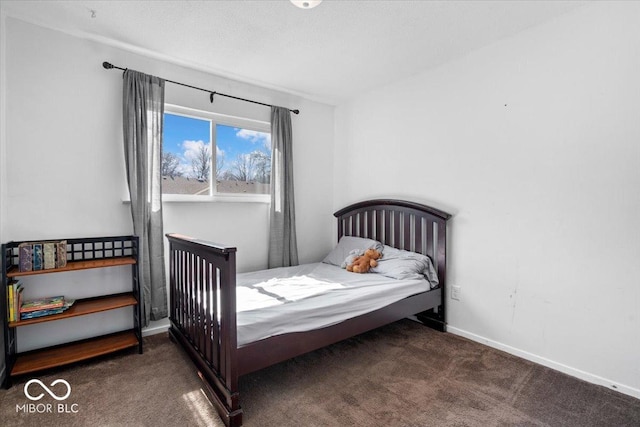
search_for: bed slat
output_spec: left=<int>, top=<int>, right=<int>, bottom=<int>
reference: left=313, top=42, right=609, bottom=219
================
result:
left=375, top=210, right=384, bottom=242
left=403, top=213, right=412, bottom=251
left=423, top=220, right=432, bottom=260
left=415, top=217, right=423, bottom=255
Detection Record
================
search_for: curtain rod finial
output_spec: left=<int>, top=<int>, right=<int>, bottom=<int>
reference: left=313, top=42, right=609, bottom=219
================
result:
left=291, top=109, right=300, bottom=115
left=102, top=61, right=114, bottom=69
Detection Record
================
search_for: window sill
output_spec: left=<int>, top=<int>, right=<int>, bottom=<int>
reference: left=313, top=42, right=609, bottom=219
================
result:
left=165, top=193, right=270, bottom=203
left=122, top=194, right=270, bottom=204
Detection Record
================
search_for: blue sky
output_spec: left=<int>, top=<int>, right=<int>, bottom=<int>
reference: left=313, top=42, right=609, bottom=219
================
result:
left=163, top=113, right=271, bottom=177
left=163, top=113, right=209, bottom=155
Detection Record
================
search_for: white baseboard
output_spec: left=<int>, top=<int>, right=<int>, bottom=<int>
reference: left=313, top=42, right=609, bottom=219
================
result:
left=142, top=322, right=170, bottom=337
left=446, top=326, right=640, bottom=400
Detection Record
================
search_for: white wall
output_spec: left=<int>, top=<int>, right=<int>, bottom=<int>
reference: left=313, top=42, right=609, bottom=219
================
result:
left=0, top=11, right=8, bottom=379
left=1, top=17, right=335, bottom=349
left=334, top=2, right=640, bottom=398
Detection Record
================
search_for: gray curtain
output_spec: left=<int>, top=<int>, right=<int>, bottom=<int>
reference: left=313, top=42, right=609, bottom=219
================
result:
left=122, top=69, right=168, bottom=326
left=268, top=106, right=299, bottom=268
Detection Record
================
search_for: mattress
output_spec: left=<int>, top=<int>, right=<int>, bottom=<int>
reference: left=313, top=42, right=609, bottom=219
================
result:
left=235, top=262, right=431, bottom=347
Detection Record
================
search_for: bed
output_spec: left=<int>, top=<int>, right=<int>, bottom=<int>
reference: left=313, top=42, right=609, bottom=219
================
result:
left=165, top=199, right=451, bottom=427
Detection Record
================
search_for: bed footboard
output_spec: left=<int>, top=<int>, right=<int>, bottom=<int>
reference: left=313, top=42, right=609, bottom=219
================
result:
left=165, top=234, right=242, bottom=427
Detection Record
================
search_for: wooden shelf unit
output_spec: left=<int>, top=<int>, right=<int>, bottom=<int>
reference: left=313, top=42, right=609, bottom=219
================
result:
left=1, top=236, right=142, bottom=388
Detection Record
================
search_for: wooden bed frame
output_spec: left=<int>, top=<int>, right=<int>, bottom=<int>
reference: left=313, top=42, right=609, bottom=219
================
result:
left=165, top=199, right=451, bottom=427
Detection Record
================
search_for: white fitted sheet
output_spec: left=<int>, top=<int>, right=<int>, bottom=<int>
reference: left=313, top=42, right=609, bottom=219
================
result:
left=236, top=262, right=431, bottom=347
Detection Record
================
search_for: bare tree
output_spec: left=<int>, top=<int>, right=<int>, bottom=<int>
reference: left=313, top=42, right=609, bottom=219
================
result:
left=228, top=150, right=270, bottom=182
left=215, top=152, right=224, bottom=180
left=230, top=153, right=254, bottom=182
left=191, top=144, right=211, bottom=181
left=252, top=151, right=271, bottom=183
left=162, top=152, right=182, bottom=177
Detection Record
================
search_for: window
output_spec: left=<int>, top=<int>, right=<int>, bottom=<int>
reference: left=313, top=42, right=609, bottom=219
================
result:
left=161, top=104, right=271, bottom=201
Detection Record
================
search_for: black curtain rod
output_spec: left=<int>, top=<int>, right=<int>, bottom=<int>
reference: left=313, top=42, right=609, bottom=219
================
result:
left=102, top=61, right=300, bottom=115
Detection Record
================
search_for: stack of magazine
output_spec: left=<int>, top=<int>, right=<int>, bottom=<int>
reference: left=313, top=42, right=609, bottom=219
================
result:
left=20, top=295, right=75, bottom=320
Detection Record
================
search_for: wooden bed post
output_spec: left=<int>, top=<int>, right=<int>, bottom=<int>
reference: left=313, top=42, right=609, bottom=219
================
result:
left=416, top=213, right=448, bottom=331
left=219, top=247, right=242, bottom=426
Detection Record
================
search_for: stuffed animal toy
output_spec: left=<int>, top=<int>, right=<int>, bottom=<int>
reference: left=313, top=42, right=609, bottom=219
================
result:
left=346, top=248, right=382, bottom=273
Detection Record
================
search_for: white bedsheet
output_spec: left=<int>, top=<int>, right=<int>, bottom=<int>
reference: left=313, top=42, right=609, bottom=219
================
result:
left=236, top=262, right=431, bottom=347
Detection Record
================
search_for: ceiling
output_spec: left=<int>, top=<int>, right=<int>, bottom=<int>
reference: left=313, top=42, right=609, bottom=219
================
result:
left=1, top=0, right=586, bottom=105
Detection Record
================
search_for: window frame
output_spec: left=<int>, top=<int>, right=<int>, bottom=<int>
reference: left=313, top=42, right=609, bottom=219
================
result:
left=162, top=104, right=271, bottom=203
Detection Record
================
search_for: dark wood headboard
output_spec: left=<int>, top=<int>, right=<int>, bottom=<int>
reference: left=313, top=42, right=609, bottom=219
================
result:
left=334, top=199, right=451, bottom=288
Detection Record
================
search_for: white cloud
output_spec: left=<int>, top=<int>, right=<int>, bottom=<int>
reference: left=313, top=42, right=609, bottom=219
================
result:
left=182, top=140, right=210, bottom=161
left=177, top=140, right=212, bottom=177
left=236, top=129, right=271, bottom=151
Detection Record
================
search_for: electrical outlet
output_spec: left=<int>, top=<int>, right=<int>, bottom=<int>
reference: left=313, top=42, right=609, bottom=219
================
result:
left=451, top=285, right=461, bottom=301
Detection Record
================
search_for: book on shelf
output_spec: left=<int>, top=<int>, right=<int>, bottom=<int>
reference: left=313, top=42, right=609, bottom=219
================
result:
left=6, top=280, right=23, bottom=322
left=16, top=284, right=23, bottom=321
left=19, top=297, right=74, bottom=320
left=20, top=308, right=64, bottom=320
left=18, top=243, right=33, bottom=272
left=43, top=242, right=56, bottom=269
left=21, top=307, right=65, bottom=320
left=33, top=243, right=43, bottom=270
left=7, top=283, right=14, bottom=321
left=20, top=295, right=64, bottom=313
left=56, top=240, right=68, bottom=268
left=15, top=240, right=68, bottom=272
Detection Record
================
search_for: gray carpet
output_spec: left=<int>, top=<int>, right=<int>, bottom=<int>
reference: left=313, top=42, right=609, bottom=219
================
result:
left=1, top=320, right=639, bottom=426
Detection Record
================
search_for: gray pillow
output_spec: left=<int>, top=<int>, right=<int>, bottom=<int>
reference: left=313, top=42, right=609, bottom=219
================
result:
left=371, top=245, right=439, bottom=288
left=322, top=236, right=383, bottom=267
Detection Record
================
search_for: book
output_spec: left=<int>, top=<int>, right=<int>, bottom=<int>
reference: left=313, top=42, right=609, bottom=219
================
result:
left=20, top=295, right=64, bottom=313
left=33, top=243, right=43, bottom=271
left=44, top=242, right=56, bottom=269
left=18, top=243, right=33, bottom=272
left=15, top=284, right=23, bottom=322
left=19, top=297, right=74, bottom=320
left=56, top=240, right=67, bottom=268
left=8, top=283, right=24, bottom=322
left=21, top=307, right=66, bottom=320
left=7, top=284, right=14, bottom=321
left=5, top=281, right=21, bottom=322
left=16, top=240, right=68, bottom=272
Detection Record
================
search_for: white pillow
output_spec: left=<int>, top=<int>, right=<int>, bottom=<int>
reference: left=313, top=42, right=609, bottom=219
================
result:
left=322, top=236, right=382, bottom=267
left=371, top=245, right=439, bottom=288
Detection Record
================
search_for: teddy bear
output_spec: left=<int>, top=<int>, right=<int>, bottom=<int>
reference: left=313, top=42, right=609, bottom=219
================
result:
left=346, top=248, right=382, bottom=273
